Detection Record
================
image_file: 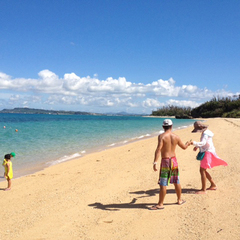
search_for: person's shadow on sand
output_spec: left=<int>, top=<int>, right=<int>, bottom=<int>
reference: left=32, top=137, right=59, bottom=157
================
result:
left=88, top=188, right=197, bottom=211
left=129, top=188, right=197, bottom=197
left=88, top=198, right=152, bottom=211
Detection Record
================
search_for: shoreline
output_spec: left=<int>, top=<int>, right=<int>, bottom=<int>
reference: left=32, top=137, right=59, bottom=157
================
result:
left=0, top=118, right=239, bottom=240
left=0, top=121, right=194, bottom=182
left=143, top=115, right=176, bottom=118
left=1, top=128, right=158, bottom=182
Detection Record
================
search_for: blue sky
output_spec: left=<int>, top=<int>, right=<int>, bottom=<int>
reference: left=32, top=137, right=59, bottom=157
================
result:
left=0, top=0, right=239, bottom=114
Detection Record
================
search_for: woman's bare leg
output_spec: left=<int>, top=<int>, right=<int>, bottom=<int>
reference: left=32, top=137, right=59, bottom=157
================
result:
left=196, top=167, right=207, bottom=194
left=205, top=171, right=217, bottom=190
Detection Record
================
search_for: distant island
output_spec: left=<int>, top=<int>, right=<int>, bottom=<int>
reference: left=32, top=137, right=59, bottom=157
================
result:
left=0, top=107, right=101, bottom=116
left=2, top=96, right=239, bottom=118
left=0, top=108, right=147, bottom=116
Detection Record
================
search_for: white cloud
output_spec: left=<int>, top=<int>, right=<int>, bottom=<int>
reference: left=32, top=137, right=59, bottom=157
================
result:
left=0, top=70, right=237, bottom=113
left=166, top=99, right=200, bottom=108
left=142, top=98, right=164, bottom=108
left=9, top=95, right=21, bottom=101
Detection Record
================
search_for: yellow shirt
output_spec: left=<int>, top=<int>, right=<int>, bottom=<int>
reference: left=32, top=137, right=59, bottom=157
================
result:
left=2, top=159, right=6, bottom=166
left=5, top=161, right=13, bottom=179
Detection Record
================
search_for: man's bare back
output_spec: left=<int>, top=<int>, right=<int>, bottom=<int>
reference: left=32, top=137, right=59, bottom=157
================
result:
left=159, top=130, right=187, bottom=158
left=150, top=119, right=190, bottom=210
left=153, top=128, right=189, bottom=169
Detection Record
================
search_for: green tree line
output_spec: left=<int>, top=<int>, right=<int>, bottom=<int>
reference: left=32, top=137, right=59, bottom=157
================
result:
left=151, top=95, right=240, bottom=118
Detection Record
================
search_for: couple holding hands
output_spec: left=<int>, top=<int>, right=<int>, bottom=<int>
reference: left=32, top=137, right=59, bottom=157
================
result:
left=150, top=119, right=227, bottom=210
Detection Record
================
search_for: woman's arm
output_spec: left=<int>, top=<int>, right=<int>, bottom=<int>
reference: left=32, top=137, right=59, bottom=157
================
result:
left=192, top=133, right=208, bottom=147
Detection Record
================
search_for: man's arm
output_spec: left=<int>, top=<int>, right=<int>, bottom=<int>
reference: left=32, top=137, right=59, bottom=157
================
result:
left=153, top=135, right=163, bottom=171
left=178, top=137, right=191, bottom=150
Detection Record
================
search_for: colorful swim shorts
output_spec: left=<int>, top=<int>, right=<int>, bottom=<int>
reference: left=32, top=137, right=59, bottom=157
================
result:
left=158, top=157, right=180, bottom=186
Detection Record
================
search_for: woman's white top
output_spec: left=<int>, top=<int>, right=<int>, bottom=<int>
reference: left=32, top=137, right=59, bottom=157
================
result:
left=193, top=129, right=216, bottom=153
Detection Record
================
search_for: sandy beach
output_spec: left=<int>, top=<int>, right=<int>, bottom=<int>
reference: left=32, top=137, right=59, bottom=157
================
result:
left=0, top=118, right=239, bottom=240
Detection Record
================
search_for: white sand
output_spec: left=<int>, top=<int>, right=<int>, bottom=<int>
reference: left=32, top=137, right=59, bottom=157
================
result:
left=0, top=118, right=239, bottom=240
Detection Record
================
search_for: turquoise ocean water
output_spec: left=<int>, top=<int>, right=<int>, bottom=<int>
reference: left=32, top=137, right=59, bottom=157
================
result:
left=0, top=113, right=195, bottom=180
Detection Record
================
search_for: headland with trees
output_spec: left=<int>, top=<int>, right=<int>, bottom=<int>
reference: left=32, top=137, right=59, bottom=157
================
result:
left=151, top=96, right=240, bottom=118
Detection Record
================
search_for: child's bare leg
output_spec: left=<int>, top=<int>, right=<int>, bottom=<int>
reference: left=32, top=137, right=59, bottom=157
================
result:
left=205, top=171, right=217, bottom=190
left=8, top=179, right=11, bottom=189
left=174, top=183, right=185, bottom=204
left=5, top=178, right=11, bottom=190
left=196, top=167, right=207, bottom=194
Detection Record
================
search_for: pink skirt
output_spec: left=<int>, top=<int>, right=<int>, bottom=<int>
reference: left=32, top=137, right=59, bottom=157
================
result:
left=200, top=151, right=228, bottom=169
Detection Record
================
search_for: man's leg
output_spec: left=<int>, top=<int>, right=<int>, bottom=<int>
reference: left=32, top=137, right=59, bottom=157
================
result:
left=150, top=182, right=166, bottom=210
left=158, top=185, right=167, bottom=207
left=150, top=185, right=166, bottom=210
left=174, top=183, right=185, bottom=205
left=150, top=160, right=168, bottom=210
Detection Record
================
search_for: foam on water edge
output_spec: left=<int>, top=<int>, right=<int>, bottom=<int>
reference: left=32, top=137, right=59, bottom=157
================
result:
left=0, top=114, right=196, bottom=181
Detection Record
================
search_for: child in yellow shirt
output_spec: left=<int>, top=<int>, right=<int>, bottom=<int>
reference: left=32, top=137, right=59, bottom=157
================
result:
left=4, top=154, right=13, bottom=191
left=2, top=152, right=15, bottom=179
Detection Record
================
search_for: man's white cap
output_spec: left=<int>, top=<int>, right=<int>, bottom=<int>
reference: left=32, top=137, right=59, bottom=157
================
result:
left=162, top=119, right=173, bottom=126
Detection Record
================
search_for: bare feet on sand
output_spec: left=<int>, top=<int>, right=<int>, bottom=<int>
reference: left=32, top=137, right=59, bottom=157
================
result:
left=207, top=186, right=217, bottom=190
left=195, top=190, right=207, bottom=194
left=149, top=205, right=164, bottom=210
left=177, top=199, right=186, bottom=205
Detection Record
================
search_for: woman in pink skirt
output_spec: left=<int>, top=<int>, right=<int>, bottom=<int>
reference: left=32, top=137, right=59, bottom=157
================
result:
left=191, top=121, right=228, bottom=194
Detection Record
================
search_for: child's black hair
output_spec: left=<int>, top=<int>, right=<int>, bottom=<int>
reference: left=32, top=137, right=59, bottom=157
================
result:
left=4, top=154, right=11, bottom=160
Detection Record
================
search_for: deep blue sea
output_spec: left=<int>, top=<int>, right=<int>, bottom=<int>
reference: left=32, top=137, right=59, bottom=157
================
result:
left=0, top=113, right=195, bottom=179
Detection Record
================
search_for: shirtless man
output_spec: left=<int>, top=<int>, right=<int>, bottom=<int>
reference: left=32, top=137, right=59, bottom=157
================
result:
left=150, top=119, right=191, bottom=210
